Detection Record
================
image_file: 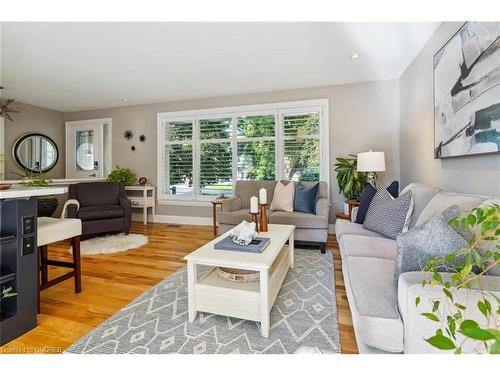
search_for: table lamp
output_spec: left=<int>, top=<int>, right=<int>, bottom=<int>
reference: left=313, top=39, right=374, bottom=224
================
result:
left=357, top=150, right=385, bottom=187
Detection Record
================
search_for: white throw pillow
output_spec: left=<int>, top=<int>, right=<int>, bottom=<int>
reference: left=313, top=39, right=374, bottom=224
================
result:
left=270, top=181, right=295, bottom=212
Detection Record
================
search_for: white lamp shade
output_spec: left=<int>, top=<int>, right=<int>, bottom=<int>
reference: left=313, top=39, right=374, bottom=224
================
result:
left=357, top=151, right=386, bottom=172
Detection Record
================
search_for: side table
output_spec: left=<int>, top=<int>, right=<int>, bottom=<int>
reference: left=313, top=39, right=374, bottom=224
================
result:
left=125, top=185, right=156, bottom=225
left=211, top=199, right=224, bottom=236
left=336, top=199, right=360, bottom=221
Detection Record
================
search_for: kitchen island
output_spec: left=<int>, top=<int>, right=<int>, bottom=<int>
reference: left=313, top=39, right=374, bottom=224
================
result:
left=0, top=185, right=67, bottom=346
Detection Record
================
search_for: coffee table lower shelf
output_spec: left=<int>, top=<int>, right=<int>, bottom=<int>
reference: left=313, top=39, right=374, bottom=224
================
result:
left=188, top=244, right=292, bottom=337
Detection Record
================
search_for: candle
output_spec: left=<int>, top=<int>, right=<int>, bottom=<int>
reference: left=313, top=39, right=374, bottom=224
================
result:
left=259, top=188, right=267, bottom=204
left=250, top=196, right=259, bottom=213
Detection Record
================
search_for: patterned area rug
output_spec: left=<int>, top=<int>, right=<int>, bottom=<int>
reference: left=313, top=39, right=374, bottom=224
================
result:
left=65, top=249, right=340, bottom=354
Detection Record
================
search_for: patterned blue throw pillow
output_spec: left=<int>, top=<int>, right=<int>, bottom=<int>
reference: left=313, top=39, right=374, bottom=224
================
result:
left=293, top=182, right=319, bottom=214
left=362, top=188, right=413, bottom=239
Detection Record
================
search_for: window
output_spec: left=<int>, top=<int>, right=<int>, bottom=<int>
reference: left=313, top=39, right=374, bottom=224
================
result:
left=157, top=99, right=329, bottom=202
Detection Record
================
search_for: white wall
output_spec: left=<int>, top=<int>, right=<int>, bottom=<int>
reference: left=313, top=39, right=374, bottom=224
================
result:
left=400, top=22, right=500, bottom=197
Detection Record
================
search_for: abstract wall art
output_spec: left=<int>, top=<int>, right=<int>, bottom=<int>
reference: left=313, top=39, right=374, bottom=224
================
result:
left=434, top=22, right=500, bottom=158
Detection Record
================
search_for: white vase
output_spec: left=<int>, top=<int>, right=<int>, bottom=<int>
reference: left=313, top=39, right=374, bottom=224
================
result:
left=343, top=201, right=349, bottom=215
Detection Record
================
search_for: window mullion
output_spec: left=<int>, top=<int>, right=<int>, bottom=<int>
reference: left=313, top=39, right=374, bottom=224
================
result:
left=276, top=110, right=284, bottom=181
left=193, top=117, right=200, bottom=198
left=231, top=115, right=238, bottom=188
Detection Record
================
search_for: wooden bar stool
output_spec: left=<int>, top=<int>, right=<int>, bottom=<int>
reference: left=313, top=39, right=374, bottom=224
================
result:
left=37, top=200, right=82, bottom=313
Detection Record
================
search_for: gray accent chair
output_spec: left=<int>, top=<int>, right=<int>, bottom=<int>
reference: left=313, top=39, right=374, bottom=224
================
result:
left=218, top=180, right=329, bottom=253
left=335, top=182, right=500, bottom=353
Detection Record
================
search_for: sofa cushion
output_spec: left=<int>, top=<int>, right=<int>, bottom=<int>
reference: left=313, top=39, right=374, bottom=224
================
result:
left=334, top=219, right=385, bottom=240
left=270, top=181, right=295, bottom=212
left=346, top=256, right=403, bottom=352
left=293, top=182, right=319, bottom=214
left=355, top=181, right=399, bottom=224
left=395, top=206, right=466, bottom=283
left=400, top=183, right=441, bottom=229
left=269, top=210, right=328, bottom=229
left=77, top=205, right=125, bottom=221
left=415, top=191, right=486, bottom=227
left=217, top=209, right=254, bottom=226
left=341, top=235, right=397, bottom=260
left=363, top=189, right=413, bottom=239
left=71, top=182, right=122, bottom=207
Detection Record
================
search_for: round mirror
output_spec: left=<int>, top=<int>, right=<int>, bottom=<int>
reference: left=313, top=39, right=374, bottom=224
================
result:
left=13, top=133, right=59, bottom=173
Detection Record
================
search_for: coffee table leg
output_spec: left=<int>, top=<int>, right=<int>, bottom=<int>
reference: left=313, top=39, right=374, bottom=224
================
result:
left=289, top=231, right=294, bottom=269
left=260, top=268, right=270, bottom=337
left=187, top=261, right=197, bottom=323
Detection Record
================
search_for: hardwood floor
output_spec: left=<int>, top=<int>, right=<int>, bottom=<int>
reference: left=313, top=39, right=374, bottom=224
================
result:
left=0, top=222, right=357, bottom=354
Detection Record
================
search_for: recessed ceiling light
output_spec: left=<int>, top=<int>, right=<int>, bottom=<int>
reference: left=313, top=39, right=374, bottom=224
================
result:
left=122, top=98, right=129, bottom=102
left=351, top=53, right=359, bottom=60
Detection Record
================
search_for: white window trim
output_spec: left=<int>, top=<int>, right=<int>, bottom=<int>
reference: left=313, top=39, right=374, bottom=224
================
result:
left=157, top=98, right=329, bottom=204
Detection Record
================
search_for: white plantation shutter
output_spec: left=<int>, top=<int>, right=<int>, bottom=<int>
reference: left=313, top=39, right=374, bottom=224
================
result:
left=199, top=118, right=233, bottom=196
left=157, top=100, right=328, bottom=200
left=236, top=115, right=276, bottom=181
left=282, top=112, right=320, bottom=181
left=162, top=119, right=194, bottom=196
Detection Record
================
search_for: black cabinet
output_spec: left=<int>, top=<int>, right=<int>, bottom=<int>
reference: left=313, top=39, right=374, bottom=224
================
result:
left=0, top=198, right=38, bottom=346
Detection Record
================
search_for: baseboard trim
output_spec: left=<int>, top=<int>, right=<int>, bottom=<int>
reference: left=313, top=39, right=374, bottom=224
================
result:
left=143, top=213, right=212, bottom=226
left=133, top=213, right=335, bottom=231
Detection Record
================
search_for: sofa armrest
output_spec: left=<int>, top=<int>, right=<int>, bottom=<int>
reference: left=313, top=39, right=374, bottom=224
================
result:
left=315, top=197, right=329, bottom=218
left=351, top=206, right=359, bottom=222
left=398, top=272, right=500, bottom=353
left=221, top=196, right=242, bottom=212
left=120, top=197, right=132, bottom=229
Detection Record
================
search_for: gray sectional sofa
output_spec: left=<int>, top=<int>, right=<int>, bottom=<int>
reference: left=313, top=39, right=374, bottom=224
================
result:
left=218, top=180, right=329, bottom=252
left=335, top=183, right=500, bottom=354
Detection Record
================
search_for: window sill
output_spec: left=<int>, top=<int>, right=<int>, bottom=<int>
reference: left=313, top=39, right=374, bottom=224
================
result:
left=157, top=198, right=213, bottom=207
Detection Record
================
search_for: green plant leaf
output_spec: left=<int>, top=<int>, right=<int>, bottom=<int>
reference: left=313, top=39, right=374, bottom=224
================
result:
left=460, top=327, right=495, bottom=341
left=478, top=301, right=489, bottom=318
left=432, top=300, right=440, bottom=312
left=421, top=313, right=440, bottom=322
left=460, top=320, right=479, bottom=330
left=490, top=340, right=500, bottom=354
left=415, top=297, right=420, bottom=307
left=443, top=288, right=453, bottom=301
left=425, top=335, right=455, bottom=350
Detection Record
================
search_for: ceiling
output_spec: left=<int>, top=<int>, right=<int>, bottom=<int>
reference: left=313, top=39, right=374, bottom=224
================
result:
left=1, top=22, right=440, bottom=112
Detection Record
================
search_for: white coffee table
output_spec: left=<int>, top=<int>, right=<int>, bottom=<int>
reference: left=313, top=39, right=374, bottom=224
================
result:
left=184, top=224, right=295, bottom=337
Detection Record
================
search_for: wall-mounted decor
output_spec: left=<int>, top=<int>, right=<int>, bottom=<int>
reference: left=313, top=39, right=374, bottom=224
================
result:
left=131, top=146, right=136, bottom=151
left=0, top=98, right=20, bottom=122
left=434, top=22, right=500, bottom=158
left=12, top=133, right=59, bottom=173
left=139, top=134, right=146, bottom=142
left=124, top=130, right=133, bottom=140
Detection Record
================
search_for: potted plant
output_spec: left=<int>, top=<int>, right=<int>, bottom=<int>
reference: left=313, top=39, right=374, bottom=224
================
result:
left=13, top=169, right=57, bottom=217
left=107, top=166, right=137, bottom=186
left=416, top=203, right=499, bottom=353
left=334, top=154, right=368, bottom=214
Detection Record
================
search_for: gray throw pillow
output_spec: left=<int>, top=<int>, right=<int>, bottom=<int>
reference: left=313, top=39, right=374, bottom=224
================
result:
left=394, top=205, right=466, bottom=283
left=363, top=188, right=413, bottom=239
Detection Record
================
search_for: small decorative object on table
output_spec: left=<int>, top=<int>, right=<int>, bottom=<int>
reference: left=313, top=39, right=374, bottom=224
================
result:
left=0, top=184, right=12, bottom=190
left=250, top=196, right=260, bottom=232
left=138, top=177, right=147, bottom=185
left=258, top=188, right=269, bottom=232
left=227, top=221, right=258, bottom=246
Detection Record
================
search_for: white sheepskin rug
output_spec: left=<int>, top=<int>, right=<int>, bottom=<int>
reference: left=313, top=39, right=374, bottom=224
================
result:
left=70, top=233, right=148, bottom=256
